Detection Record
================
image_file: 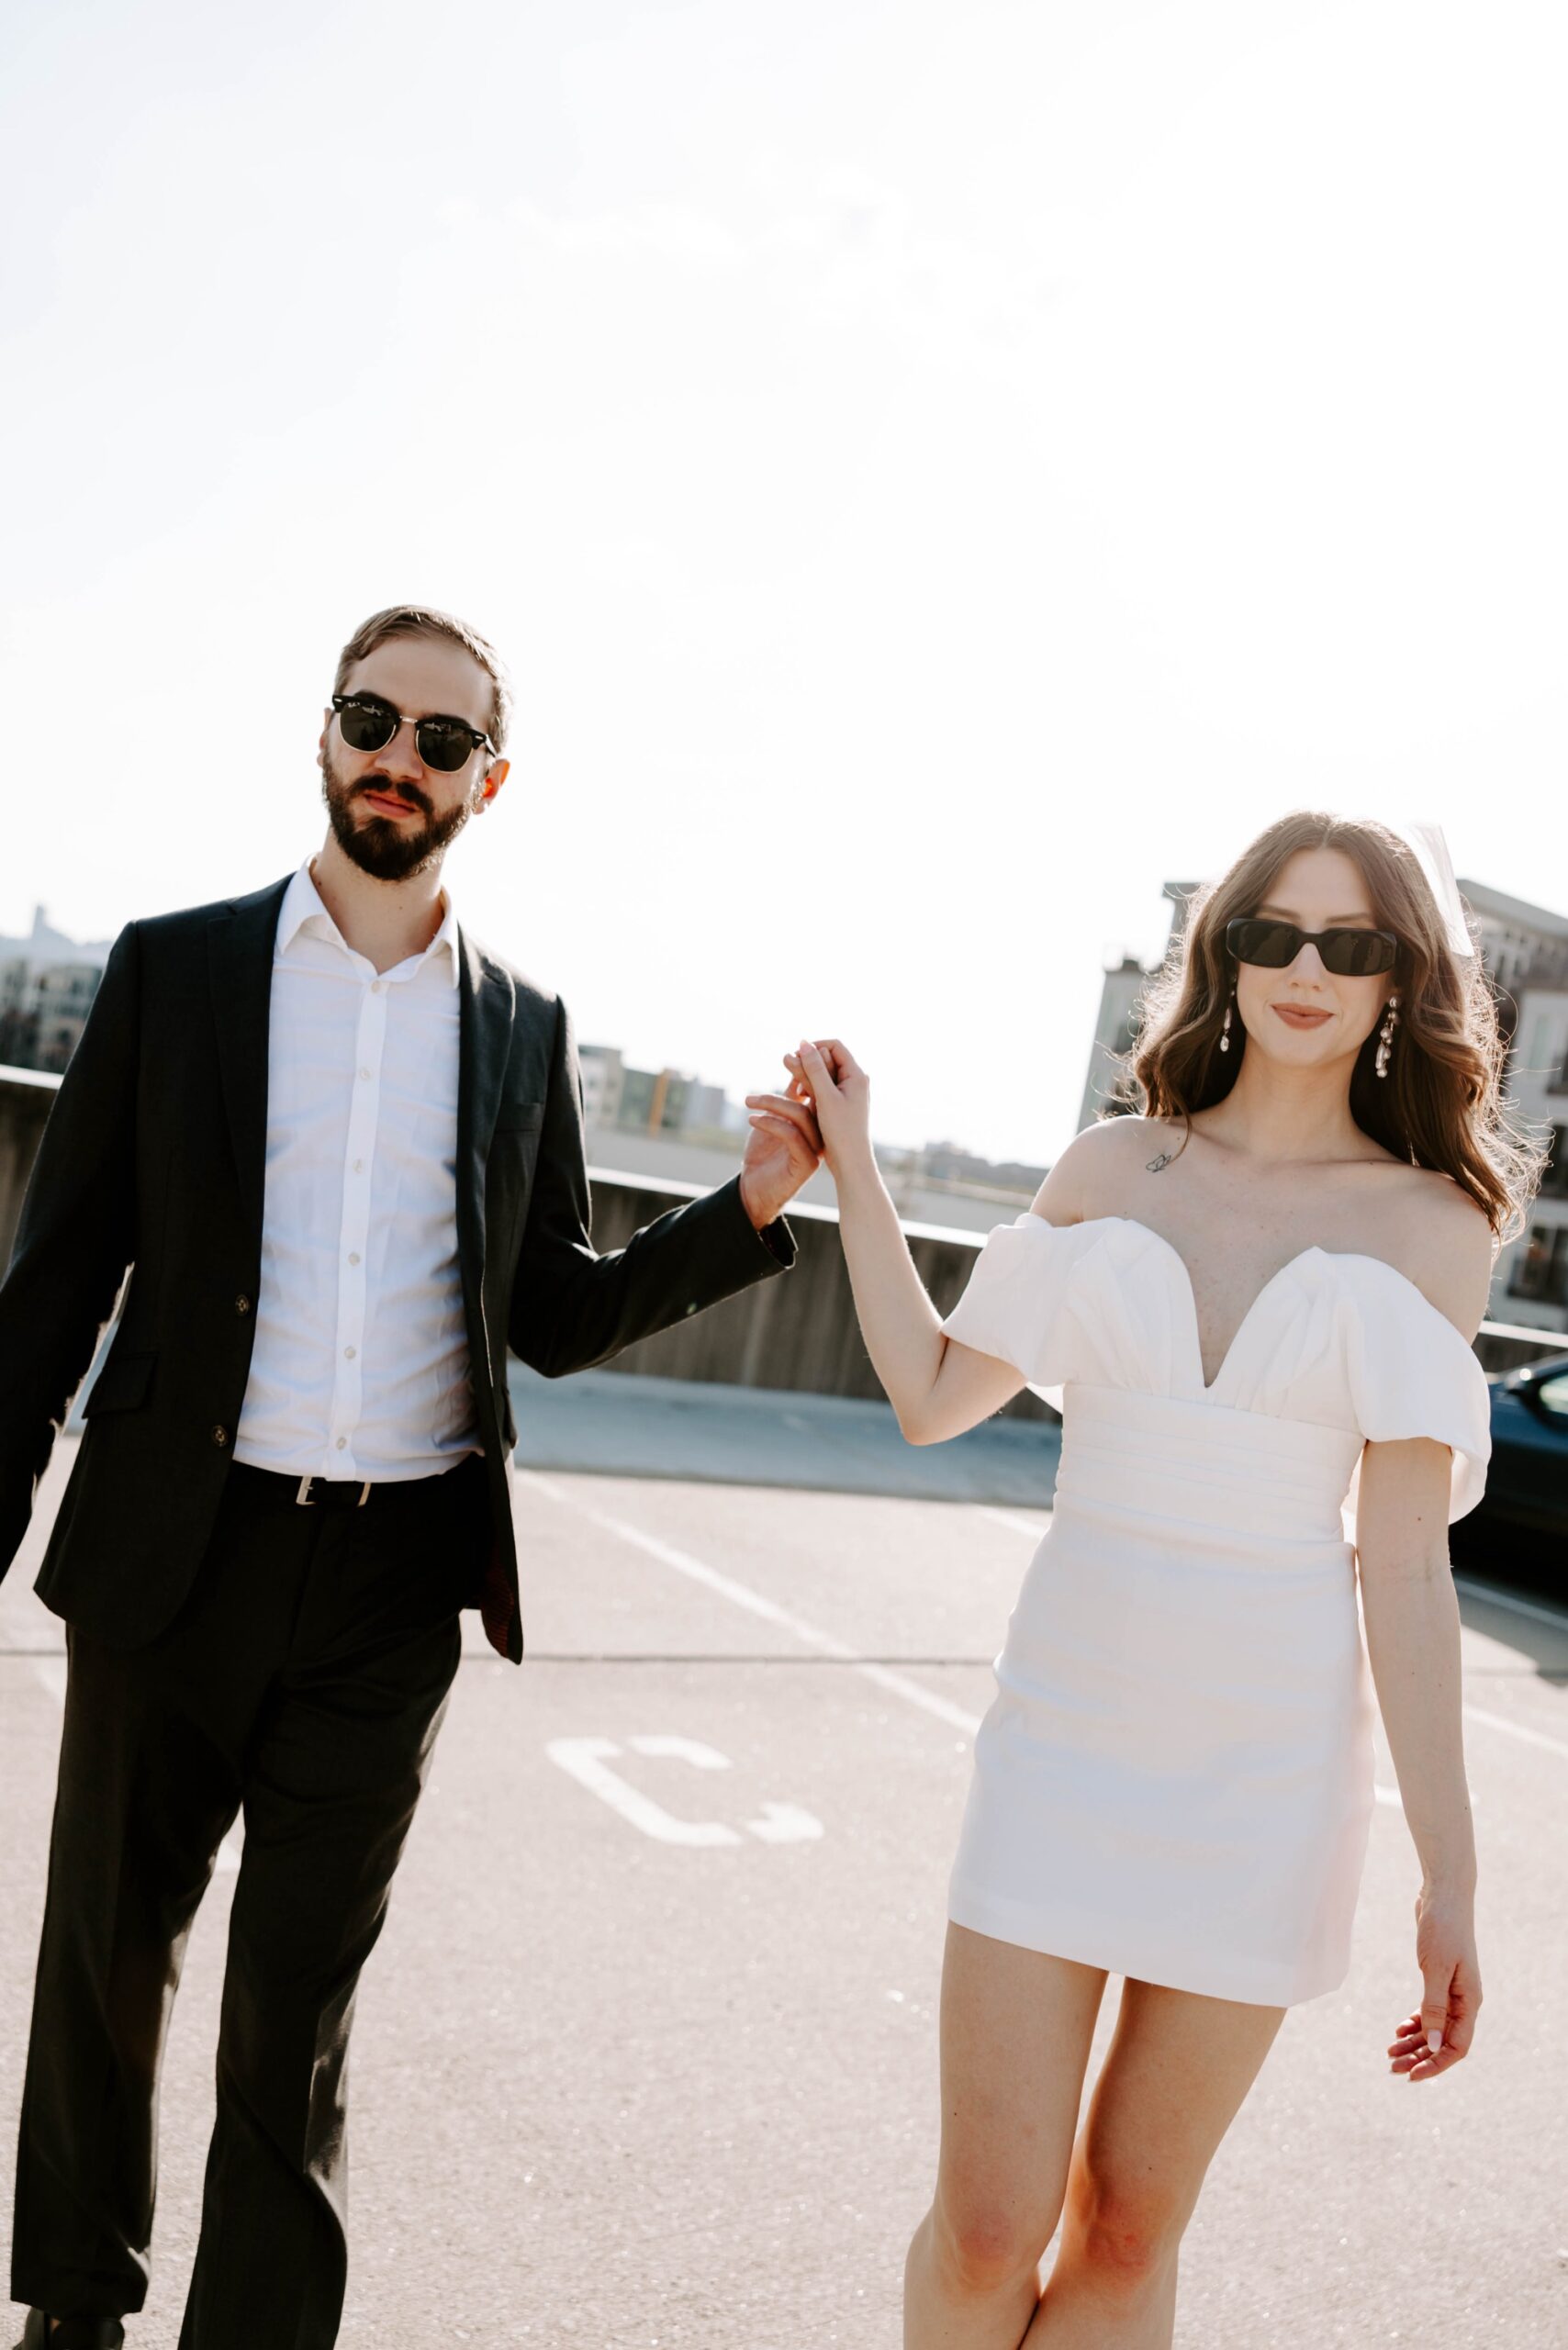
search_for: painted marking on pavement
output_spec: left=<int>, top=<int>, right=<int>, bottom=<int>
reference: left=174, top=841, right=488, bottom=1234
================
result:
left=544, top=1733, right=824, bottom=1846
left=745, top=1799, right=827, bottom=1844
left=1452, top=1576, right=1568, bottom=1632
left=977, top=1506, right=1052, bottom=1539
left=1459, top=1705, right=1568, bottom=1762
left=520, top=1472, right=982, bottom=1737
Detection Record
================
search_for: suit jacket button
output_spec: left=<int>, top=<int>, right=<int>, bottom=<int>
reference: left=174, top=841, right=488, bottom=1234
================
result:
left=211, top=1424, right=230, bottom=1448
left=235, top=1293, right=252, bottom=1315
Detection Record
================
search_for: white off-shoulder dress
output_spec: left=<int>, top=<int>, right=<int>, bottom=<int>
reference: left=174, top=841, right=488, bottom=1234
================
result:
left=939, top=1214, right=1491, bottom=2007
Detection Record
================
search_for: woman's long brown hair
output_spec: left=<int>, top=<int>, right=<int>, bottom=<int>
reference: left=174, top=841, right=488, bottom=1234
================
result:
left=1123, top=811, right=1544, bottom=1240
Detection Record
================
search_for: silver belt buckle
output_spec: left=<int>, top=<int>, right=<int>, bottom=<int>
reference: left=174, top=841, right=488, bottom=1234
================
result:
left=294, top=1474, right=373, bottom=1507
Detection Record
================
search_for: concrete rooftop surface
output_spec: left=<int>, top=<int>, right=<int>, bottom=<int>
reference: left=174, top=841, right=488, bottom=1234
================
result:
left=2, top=1376, right=1565, bottom=2347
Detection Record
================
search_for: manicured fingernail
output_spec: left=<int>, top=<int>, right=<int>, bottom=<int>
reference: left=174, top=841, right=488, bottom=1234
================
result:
left=1427, top=2029, right=1442, bottom=2053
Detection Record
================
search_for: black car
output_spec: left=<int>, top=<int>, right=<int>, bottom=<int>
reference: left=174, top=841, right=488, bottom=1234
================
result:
left=1451, top=1351, right=1568, bottom=1577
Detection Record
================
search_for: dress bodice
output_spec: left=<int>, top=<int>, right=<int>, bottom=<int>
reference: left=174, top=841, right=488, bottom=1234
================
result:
left=939, top=1213, right=1491, bottom=1524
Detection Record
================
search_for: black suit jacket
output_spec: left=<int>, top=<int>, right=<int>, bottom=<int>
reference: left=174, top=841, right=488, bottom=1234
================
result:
left=0, top=870, right=794, bottom=1662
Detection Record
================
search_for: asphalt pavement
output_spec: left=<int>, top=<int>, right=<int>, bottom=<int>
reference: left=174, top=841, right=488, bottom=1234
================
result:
left=3, top=1374, right=1566, bottom=2348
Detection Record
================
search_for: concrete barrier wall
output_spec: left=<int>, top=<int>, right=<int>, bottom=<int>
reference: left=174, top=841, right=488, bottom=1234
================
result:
left=2, top=1067, right=1556, bottom=1404
left=583, top=1170, right=1052, bottom=1419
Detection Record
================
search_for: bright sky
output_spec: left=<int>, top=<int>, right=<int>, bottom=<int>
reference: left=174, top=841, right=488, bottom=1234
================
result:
left=4, top=0, right=1564, bottom=1164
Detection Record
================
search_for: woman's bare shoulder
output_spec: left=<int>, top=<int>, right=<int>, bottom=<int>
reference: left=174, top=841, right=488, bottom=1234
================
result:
left=1378, top=1167, right=1496, bottom=1339
left=1029, top=1113, right=1182, bottom=1221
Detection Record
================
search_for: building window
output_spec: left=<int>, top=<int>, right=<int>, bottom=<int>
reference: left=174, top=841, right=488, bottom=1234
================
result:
left=1507, top=1224, right=1568, bottom=1306
left=1542, top=1128, right=1568, bottom=1202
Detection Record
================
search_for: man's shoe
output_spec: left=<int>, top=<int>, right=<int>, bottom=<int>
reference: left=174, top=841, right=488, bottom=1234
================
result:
left=16, top=2314, right=125, bottom=2349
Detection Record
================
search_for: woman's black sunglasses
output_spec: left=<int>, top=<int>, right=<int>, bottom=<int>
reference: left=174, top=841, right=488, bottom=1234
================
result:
left=332, top=692, right=496, bottom=774
left=1225, top=916, right=1398, bottom=978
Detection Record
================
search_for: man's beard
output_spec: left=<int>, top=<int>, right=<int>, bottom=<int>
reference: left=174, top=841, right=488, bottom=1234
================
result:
left=319, top=746, right=474, bottom=881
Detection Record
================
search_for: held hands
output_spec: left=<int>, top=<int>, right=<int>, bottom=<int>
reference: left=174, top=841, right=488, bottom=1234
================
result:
left=777, top=1039, right=873, bottom=1179
left=1386, top=1885, right=1482, bottom=2082
left=738, top=1038, right=873, bottom=1226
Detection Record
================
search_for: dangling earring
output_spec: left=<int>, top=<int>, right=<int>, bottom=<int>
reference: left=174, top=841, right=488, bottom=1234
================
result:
left=1375, top=990, right=1399, bottom=1079
left=1219, top=988, right=1234, bottom=1053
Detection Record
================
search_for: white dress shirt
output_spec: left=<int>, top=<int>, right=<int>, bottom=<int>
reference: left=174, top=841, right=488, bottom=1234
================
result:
left=233, top=856, right=483, bottom=1482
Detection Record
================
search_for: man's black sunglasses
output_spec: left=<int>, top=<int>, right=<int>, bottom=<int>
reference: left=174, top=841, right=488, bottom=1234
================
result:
left=332, top=692, right=496, bottom=774
left=1225, top=917, right=1398, bottom=977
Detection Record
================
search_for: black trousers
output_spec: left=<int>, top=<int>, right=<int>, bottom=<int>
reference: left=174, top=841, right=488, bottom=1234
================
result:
left=10, top=1448, right=489, bottom=2348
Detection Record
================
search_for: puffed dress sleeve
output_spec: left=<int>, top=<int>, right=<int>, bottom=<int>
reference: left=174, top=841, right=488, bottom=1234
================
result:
left=938, top=1214, right=1100, bottom=1404
left=1342, top=1266, right=1493, bottom=1522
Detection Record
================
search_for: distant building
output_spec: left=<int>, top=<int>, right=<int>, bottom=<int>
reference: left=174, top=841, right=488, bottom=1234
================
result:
left=1494, top=979, right=1568, bottom=1332
left=617, top=1066, right=690, bottom=1135
left=1460, top=881, right=1568, bottom=1024
left=918, top=1138, right=1049, bottom=1194
left=682, top=1080, right=729, bottom=1134
left=1078, top=884, right=1194, bottom=1128
left=0, top=906, right=114, bottom=1075
left=577, top=1042, right=625, bottom=1129
left=581, top=1045, right=734, bottom=1140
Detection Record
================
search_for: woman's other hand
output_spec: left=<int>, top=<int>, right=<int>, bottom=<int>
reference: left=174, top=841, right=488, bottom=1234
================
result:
left=1386, top=1887, right=1482, bottom=2079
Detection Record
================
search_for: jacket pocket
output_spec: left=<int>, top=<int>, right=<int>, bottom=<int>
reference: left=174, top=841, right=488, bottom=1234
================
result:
left=81, top=1348, right=157, bottom=1417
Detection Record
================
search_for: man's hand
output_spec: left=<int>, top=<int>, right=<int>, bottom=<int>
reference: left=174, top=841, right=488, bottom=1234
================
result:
left=738, top=1080, right=824, bottom=1229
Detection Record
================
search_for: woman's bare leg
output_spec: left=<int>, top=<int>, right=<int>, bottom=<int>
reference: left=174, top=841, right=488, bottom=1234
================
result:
left=1022, top=1975, right=1286, bottom=2348
left=903, top=1923, right=1109, bottom=2350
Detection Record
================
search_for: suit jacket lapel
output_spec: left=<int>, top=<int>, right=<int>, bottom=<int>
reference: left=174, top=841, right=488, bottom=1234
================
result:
left=207, top=874, right=292, bottom=1262
left=455, top=924, right=515, bottom=1313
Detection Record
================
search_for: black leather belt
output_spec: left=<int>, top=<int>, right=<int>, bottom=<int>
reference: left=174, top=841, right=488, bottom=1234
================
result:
left=225, top=1461, right=371, bottom=1509
left=227, top=1456, right=482, bottom=1513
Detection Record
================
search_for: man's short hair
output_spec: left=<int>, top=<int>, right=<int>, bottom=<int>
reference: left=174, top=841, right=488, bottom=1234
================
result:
left=334, top=605, right=513, bottom=754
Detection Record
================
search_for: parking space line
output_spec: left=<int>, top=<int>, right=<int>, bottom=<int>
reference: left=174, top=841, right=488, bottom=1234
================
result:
left=1460, top=1705, right=1568, bottom=1762
left=976, top=1506, right=1052, bottom=1539
left=519, top=1472, right=982, bottom=1737
left=1452, top=1576, right=1568, bottom=1632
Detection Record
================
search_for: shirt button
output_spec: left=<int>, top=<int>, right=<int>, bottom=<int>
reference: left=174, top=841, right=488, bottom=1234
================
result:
left=353, top=1158, right=364, bottom=1173
left=335, top=1437, right=347, bottom=1450
left=211, top=1424, right=230, bottom=1448
left=359, top=1066, right=371, bottom=1080
left=344, top=1345, right=356, bottom=1360
left=348, top=1252, right=360, bottom=1266
left=371, top=979, right=384, bottom=993
left=234, top=1293, right=252, bottom=1315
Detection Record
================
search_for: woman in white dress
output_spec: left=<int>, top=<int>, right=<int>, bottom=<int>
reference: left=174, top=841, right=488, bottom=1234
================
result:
left=748, top=812, right=1542, bottom=2350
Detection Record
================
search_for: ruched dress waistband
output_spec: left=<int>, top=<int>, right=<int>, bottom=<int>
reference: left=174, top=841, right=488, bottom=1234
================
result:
left=1056, top=1384, right=1364, bottom=1550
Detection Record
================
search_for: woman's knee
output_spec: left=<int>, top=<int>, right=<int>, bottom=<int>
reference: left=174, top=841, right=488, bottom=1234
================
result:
left=1070, top=2162, right=1184, bottom=2287
left=926, top=2182, right=1056, bottom=2298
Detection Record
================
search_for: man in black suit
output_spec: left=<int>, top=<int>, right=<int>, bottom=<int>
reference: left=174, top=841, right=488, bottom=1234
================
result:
left=0, top=605, right=823, bottom=2350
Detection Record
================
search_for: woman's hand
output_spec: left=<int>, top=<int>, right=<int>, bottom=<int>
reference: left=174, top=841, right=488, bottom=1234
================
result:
left=1387, top=1886, right=1482, bottom=2080
left=778, top=1038, right=873, bottom=1181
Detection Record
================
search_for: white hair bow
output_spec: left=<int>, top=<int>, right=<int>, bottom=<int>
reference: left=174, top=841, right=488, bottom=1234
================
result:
left=1386, top=821, right=1475, bottom=962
